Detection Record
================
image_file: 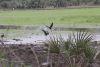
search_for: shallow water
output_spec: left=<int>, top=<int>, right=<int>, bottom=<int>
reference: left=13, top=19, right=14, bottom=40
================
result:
left=0, top=25, right=100, bottom=44
left=1, top=31, right=100, bottom=44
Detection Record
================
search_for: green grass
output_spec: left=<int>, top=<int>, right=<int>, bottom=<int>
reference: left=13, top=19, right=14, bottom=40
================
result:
left=0, top=29, right=34, bottom=38
left=0, top=7, right=100, bottom=28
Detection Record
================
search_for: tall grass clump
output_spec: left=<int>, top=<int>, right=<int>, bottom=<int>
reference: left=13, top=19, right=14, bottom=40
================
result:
left=44, top=30, right=97, bottom=67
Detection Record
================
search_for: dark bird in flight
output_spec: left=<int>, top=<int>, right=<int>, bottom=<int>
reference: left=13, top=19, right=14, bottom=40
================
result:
left=46, top=22, right=53, bottom=32
left=42, top=29, right=49, bottom=36
left=1, top=33, right=4, bottom=40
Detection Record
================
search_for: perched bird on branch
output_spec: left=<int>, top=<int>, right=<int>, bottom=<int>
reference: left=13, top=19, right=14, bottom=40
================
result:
left=46, top=22, right=53, bottom=32
left=42, top=29, right=49, bottom=36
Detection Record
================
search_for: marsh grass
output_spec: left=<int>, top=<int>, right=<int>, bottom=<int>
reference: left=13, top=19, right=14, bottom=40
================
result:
left=0, top=29, right=36, bottom=38
left=0, top=28, right=72, bottom=39
left=0, top=8, right=100, bottom=27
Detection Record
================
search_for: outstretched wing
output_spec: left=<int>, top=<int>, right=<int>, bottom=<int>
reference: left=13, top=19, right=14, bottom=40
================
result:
left=42, top=30, right=49, bottom=36
left=49, top=22, right=53, bottom=29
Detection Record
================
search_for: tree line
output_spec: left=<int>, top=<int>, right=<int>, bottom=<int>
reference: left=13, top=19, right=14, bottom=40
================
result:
left=0, top=0, right=100, bottom=9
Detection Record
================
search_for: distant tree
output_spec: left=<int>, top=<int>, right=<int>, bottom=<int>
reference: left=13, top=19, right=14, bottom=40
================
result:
left=0, top=0, right=100, bottom=9
left=94, top=0, right=99, bottom=4
left=0, top=1, right=9, bottom=8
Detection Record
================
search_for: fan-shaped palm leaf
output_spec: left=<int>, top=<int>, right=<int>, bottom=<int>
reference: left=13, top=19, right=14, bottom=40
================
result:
left=44, top=36, right=61, bottom=53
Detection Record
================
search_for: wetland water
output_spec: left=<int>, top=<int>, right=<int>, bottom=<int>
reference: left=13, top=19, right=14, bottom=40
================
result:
left=0, top=25, right=100, bottom=44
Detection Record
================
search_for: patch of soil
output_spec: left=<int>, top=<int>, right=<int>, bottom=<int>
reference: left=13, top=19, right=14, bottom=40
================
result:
left=0, top=44, right=68, bottom=67
left=0, top=44, right=100, bottom=67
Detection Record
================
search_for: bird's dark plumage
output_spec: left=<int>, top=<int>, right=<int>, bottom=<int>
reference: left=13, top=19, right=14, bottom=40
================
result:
left=49, top=22, right=53, bottom=29
left=1, top=33, right=4, bottom=38
left=42, top=29, right=49, bottom=36
left=46, top=22, right=53, bottom=31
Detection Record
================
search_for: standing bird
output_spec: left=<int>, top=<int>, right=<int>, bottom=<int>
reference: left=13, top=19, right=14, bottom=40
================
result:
left=1, top=33, right=4, bottom=40
left=46, top=22, right=53, bottom=32
left=42, top=29, right=49, bottom=36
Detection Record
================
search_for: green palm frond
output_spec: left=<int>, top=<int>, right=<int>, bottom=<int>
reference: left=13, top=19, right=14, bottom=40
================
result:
left=84, top=46, right=97, bottom=62
left=44, top=36, right=61, bottom=53
left=71, top=30, right=94, bottom=55
left=44, top=30, right=97, bottom=63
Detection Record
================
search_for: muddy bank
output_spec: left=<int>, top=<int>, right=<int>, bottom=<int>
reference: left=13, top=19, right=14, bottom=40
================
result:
left=0, top=44, right=67, bottom=67
left=0, top=43, right=100, bottom=67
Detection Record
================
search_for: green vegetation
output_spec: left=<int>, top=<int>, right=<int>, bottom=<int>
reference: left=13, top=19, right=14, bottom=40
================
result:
left=0, top=8, right=100, bottom=28
left=0, top=51, right=2, bottom=61
left=0, top=0, right=99, bottom=9
left=44, top=30, right=98, bottom=67
left=0, top=29, right=34, bottom=38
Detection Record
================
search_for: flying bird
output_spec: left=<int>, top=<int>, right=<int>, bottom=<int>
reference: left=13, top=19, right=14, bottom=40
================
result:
left=42, top=29, right=49, bottom=36
left=46, top=22, right=53, bottom=32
